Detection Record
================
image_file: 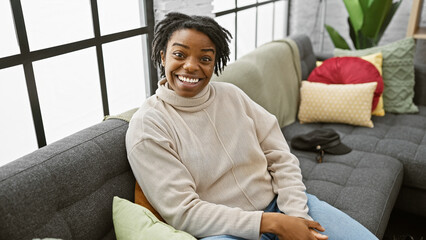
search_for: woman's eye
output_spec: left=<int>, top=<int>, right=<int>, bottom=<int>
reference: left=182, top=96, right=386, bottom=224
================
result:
left=201, top=57, right=212, bottom=62
left=173, top=52, right=184, bottom=58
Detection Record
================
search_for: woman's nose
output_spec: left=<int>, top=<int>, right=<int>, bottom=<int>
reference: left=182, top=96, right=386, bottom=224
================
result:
left=183, top=57, right=198, bottom=72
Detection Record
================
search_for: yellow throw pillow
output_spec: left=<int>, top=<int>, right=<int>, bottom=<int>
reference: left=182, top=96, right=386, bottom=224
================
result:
left=316, top=52, right=382, bottom=74
left=372, top=95, right=385, bottom=116
left=315, top=52, right=385, bottom=116
left=362, top=53, right=385, bottom=116
left=361, top=52, right=383, bottom=75
left=298, top=81, right=377, bottom=128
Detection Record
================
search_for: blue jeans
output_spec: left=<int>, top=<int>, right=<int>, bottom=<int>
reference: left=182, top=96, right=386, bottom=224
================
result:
left=199, top=193, right=378, bottom=240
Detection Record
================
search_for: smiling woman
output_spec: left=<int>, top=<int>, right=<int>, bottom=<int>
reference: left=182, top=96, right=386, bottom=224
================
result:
left=160, top=29, right=216, bottom=97
left=149, top=12, right=232, bottom=98
left=125, top=11, right=378, bottom=240
left=151, top=13, right=232, bottom=77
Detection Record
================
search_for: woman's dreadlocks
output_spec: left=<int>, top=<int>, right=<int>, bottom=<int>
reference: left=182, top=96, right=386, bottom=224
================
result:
left=152, top=12, right=232, bottom=77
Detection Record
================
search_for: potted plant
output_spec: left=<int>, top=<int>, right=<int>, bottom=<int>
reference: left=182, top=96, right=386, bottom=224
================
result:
left=326, top=0, right=402, bottom=50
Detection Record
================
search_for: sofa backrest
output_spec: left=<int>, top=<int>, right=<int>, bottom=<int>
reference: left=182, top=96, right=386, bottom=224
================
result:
left=289, top=34, right=317, bottom=80
left=0, top=119, right=134, bottom=240
left=414, top=40, right=426, bottom=106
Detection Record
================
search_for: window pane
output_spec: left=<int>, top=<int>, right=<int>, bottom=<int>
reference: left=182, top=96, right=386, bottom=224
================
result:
left=33, top=48, right=103, bottom=144
left=274, top=0, right=286, bottom=39
left=0, top=66, right=38, bottom=166
left=215, top=13, right=236, bottom=62
left=237, top=8, right=256, bottom=59
left=21, top=0, right=93, bottom=51
left=257, top=3, right=274, bottom=46
left=237, top=0, right=256, bottom=7
left=0, top=1, right=20, bottom=58
left=98, top=0, right=145, bottom=35
left=103, top=35, right=147, bottom=115
left=213, top=0, right=235, bottom=13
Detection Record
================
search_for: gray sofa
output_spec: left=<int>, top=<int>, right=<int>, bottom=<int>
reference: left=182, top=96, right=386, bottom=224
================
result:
left=284, top=35, right=426, bottom=238
left=1, top=34, right=425, bottom=240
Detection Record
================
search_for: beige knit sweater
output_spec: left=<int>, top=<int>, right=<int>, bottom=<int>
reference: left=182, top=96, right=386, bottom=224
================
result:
left=126, top=79, right=311, bottom=239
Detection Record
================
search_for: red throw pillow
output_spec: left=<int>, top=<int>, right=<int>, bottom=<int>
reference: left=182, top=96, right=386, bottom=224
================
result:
left=307, top=57, right=383, bottom=110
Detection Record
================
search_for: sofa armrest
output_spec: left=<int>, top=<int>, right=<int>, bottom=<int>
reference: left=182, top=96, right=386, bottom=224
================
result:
left=0, top=119, right=134, bottom=240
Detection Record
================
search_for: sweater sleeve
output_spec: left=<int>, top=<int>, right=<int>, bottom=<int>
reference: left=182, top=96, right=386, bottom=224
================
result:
left=237, top=88, right=313, bottom=221
left=127, top=119, right=263, bottom=239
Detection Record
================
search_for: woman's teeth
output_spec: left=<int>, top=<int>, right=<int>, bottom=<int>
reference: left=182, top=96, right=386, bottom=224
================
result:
left=178, top=75, right=200, bottom=83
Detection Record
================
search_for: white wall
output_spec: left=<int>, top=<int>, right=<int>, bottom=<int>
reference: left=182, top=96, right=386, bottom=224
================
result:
left=154, top=0, right=214, bottom=22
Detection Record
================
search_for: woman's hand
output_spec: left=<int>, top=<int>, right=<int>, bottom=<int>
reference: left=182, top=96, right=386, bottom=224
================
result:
left=309, top=228, right=328, bottom=240
left=260, top=212, right=328, bottom=240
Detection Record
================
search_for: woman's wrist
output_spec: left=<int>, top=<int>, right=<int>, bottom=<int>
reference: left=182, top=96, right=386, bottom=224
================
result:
left=260, top=212, right=279, bottom=234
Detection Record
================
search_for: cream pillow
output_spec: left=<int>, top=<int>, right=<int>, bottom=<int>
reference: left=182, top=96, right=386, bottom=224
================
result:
left=298, top=81, right=377, bottom=128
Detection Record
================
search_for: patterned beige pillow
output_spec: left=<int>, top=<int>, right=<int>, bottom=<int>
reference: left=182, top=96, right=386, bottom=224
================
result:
left=298, top=81, right=377, bottom=128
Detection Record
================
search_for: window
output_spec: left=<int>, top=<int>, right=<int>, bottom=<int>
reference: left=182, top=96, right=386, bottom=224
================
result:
left=0, top=1, right=20, bottom=58
left=213, top=0, right=290, bottom=61
left=33, top=48, right=103, bottom=144
left=0, top=0, right=157, bottom=166
left=21, top=0, right=94, bottom=51
left=0, top=66, right=38, bottom=163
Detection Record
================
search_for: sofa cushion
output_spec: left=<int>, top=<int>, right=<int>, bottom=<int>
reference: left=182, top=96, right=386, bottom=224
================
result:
left=366, top=106, right=426, bottom=190
left=284, top=106, right=426, bottom=238
left=291, top=106, right=426, bottom=192
left=282, top=124, right=404, bottom=239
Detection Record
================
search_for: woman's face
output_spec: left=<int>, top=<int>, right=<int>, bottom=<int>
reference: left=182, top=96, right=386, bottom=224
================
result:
left=161, top=28, right=216, bottom=98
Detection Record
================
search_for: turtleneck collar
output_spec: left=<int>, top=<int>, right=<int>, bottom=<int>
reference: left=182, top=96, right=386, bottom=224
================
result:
left=156, top=78, right=216, bottom=112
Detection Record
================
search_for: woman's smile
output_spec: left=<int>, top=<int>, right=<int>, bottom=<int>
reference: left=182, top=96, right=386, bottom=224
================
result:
left=173, top=74, right=204, bottom=91
left=176, top=75, right=201, bottom=84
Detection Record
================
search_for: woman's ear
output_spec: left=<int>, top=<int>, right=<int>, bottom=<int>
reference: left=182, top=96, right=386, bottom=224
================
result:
left=160, top=51, right=165, bottom=66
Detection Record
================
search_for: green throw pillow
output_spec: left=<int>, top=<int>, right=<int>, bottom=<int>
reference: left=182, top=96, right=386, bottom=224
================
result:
left=334, top=37, right=418, bottom=114
left=112, top=196, right=196, bottom=240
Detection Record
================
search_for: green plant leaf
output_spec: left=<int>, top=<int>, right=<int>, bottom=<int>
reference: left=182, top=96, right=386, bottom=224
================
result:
left=377, top=0, right=402, bottom=42
left=325, top=24, right=351, bottom=50
left=343, top=0, right=363, bottom=32
left=359, top=0, right=392, bottom=39
left=357, top=30, right=376, bottom=49
left=347, top=18, right=359, bottom=49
